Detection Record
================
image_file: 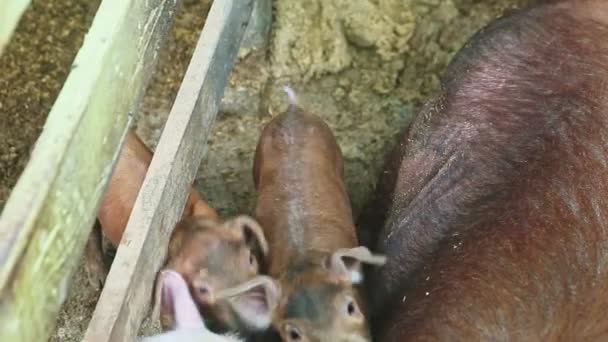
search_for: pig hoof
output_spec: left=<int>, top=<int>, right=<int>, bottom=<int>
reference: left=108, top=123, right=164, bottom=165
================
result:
left=84, top=258, right=108, bottom=290
left=85, top=222, right=109, bottom=290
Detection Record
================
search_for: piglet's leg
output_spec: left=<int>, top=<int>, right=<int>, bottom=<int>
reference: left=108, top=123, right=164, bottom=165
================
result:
left=84, top=222, right=108, bottom=290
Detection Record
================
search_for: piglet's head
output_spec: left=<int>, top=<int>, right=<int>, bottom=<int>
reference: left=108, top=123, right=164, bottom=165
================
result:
left=155, top=215, right=277, bottom=333
left=274, top=247, right=386, bottom=342
left=149, top=270, right=279, bottom=342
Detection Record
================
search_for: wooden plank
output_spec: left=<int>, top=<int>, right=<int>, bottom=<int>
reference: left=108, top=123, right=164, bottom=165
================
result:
left=83, top=0, right=254, bottom=340
left=0, top=0, right=31, bottom=55
left=0, top=0, right=178, bottom=340
left=239, top=0, right=271, bottom=57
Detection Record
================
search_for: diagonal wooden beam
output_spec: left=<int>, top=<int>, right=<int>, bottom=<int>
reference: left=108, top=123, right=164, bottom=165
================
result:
left=83, top=0, right=254, bottom=340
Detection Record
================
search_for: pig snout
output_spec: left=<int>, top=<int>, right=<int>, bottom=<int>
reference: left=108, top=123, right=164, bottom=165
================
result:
left=358, top=1, right=608, bottom=341
left=253, top=93, right=386, bottom=342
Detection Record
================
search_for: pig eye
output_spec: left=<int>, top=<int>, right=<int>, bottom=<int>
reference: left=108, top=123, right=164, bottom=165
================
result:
left=347, top=301, right=355, bottom=315
left=345, top=297, right=359, bottom=316
left=290, top=330, right=301, bottom=340
left=198, top=285, right=209, bottom=295
left=285, top=324, right=302, bottom=341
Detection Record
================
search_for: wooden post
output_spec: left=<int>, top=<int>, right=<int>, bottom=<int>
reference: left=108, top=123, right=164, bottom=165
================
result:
left=0, top=0, right=178, bottom=340
left=239, top=0, right=272, bottom=57
left=83, top=0, right=254, bottom=340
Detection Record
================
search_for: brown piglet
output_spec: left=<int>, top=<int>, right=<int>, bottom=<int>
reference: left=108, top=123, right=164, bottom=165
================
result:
left=98, top=129, right=219, bottom=246
left=251, top=88, right=386, bottom=342
left=85, top=129, right=219, bottom=287
left=358, top=1, right=608, bottom=340
left=157, top=214, right=279, bottom=335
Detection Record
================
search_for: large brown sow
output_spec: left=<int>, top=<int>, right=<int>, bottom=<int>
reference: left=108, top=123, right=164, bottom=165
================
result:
left=358, top=1, right=608, bottom=340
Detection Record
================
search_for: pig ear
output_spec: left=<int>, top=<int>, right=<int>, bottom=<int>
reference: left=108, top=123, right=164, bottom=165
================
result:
left=167, top=220, right=189, bottom=259
left=215, top=275, right=280, bottom=331
left=325, top=247, right=387, bottom=284
left=228, top=215, right=269, bottom=257
left=151, top=269, right=171, bottom=329
left=151, top=269, right=205, bottom=330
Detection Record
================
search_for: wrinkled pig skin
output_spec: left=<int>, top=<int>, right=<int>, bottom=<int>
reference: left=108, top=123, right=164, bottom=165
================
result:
left=358, top=1, right=608, bottom=340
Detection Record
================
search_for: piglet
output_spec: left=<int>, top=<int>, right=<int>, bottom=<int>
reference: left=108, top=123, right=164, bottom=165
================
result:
left=358, top=1, right=608, bottom=340
left=251, top=87, right=386, bottom=341
left=85, top=129, right=219, bottom=287
left=98, top=129, right=219, bottom=245
left=156, top=215, right=280, bottom=335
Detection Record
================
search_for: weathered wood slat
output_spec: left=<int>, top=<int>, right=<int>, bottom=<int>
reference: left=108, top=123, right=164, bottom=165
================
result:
left=239, top=0, right=271, bottom=57
left=0, top=0, right=178, bottom=340
left=83, top=0, right=254, bottom=340
left=0, top=0, right=31, bottom=55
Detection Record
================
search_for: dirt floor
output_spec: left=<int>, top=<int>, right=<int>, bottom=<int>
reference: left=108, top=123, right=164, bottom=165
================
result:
left=0, top=0, right=534, bottom=340
left=0, top=0, right=100, bottom=212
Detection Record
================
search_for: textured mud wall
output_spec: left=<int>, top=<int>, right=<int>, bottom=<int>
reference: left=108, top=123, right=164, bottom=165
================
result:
left=272, top=0, right=414, bottom=79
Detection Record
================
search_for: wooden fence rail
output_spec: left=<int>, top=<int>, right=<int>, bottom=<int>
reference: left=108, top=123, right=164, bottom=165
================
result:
left=0, top=0, right=178, bottom=340
left=84, top=0, right=254, bottom=340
